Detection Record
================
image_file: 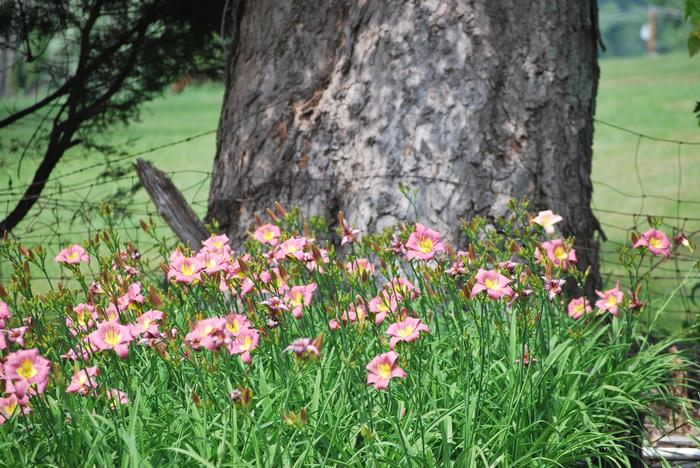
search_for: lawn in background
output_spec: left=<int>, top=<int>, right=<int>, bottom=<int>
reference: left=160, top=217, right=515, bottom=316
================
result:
left=1, top=54, right=699, bottom=331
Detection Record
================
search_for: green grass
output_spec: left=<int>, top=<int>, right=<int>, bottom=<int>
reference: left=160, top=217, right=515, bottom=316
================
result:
left=1, top=54, right=699, bottom=331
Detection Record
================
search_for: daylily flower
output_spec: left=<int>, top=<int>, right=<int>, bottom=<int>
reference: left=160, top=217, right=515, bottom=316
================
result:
left=339, top=213, right=361, bottom=245
left=106, top=389, right=129, bottom=407
left=536, top=239, right=577, bottom=271
left=185, top=317, right=227, bottom=351
left=567, top=297, right=592, bottom=320
left=55, top=244, right=90, bottom=264
left=471, top=269, right=513, bottom=300
left=285, top=283, right=317, bottom=319
left=227, top=328, right=259, bottom=364
left=67, top=303, right=98, bottom=335
left=7, top=326, right=28, bottom=347
left=388, top=234, right=407, bottom=256
left=202, top=234, right=232, bottom=255
left=368, top=292, right=398, bottom=326
left=3, top=348, right=51, bottom=394
left=0, top=394, right=30, bottom=425
left=276, top=237, right=308, bottom=261
left=66, top=366, right=100, bottom=396
left=117, top=282, right=144, bottom=311
left=532, top=210, right=563, bottom=235
left=89, top=322, right=134, bottom=358
left=634, top=228, right=671, bottom=258
left=254, top=224, right=281, bottom=246
left=196, top=250, right=229, bottom=275
left=674, top=232, right=693, bottom=252
left=406, top=223, right=445, bottom=261
left=284, top=338, right=320, bottom=360
left=0, top=301, right=9, bottom=328
left=386, top=317, right=430, bottom=350
left=542, top=276, right=566, bottom=301
left=366, top=351, right=406, bottom=390
left=261, top=295, right=289, bottom=314
left=168, top=254, right=204, bottom=284
left=346, top=258, right=375, bottom=275
left=341, top=301, right=368, bottom=324
left=224, top=313, right=252, bottom=336
left=131, top=310, right=164, bottom=337
left=595, top=282, right=624, bottom=317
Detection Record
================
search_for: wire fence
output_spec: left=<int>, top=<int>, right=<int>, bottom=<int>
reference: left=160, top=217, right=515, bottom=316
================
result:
left=0, top=118, right=698, bottom=324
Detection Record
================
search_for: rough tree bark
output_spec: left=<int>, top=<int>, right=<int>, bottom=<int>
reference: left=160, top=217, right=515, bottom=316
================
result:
left=207, top=0, right=602, bottom=291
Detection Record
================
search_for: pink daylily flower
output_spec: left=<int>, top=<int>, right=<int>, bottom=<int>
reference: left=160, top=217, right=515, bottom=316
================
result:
left=227, top=328, right=259, bottom=364
left=55, top=244, right=90, bottom=264
left=167, top=253, right=204, bottom=284
left=567, top=297, right=592, bottom=320
left=532, top=210, right=563, bottom=235
left=536, top=239, right=577, bottom=271
left=106, top=388, right=129, bottom=407
left=0, top=301, right=9, bottom=328
left=7, top=326, right=28, bottom=347
left=386, top=317, right=430, bottom=350
left=285, top=283, right=317, bottom=319
left=254, top=224, right=281, bottom=246
left=185, top=317, right=227, bottom=351
left=88, top=322, right=134, bottom=358
left=224, top=313, right=252, bottom=336
left=66, top=366, right=100, bottom=396
left=284, top=338, right=320, bottom=359
left=67, top=303, right=98, bottom=335
left=202, top=234, right=232, bottom=255
left=595, top=282, right=624, bottom=317
left=368, top=292, right=398, bottom=326
left=346, top=258, right=376, bottom=275
left=633, top=228, right=671, bottom=258
left=117, top=282, right=144, bottom=311
left=132, top=310, right=164, bottom=336
left=542, top=276, right=566, bottom=301
left=275, top=237, right=308, bottom=261
left=366, top=351, right=406, bottom=390
left=471, top=269, right=514, bottom=300
left=4, top=348, right=51, bottom=394
left=0, top=394, right=30, bottom=425
left=405, top=223, right=445, bottom=261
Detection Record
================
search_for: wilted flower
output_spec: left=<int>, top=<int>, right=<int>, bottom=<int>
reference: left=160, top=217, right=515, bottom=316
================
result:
left=55, top=244, right=90, bottom=264
left=6, top=326, right=28, bottom=347
left=406, top=223, right=445, bottom=261
left=366, top=351, right=406, bottom=390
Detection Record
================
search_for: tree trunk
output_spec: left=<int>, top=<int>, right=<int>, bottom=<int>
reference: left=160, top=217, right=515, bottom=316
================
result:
left=208, top=0, right=602, bottom=291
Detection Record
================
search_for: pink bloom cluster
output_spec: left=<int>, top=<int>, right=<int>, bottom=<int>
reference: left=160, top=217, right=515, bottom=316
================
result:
left=185, top=314, right=260, bottom=364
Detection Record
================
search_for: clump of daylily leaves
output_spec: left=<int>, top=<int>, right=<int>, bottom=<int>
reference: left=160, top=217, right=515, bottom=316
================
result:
left=0, top=199, right=695, bottom=466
